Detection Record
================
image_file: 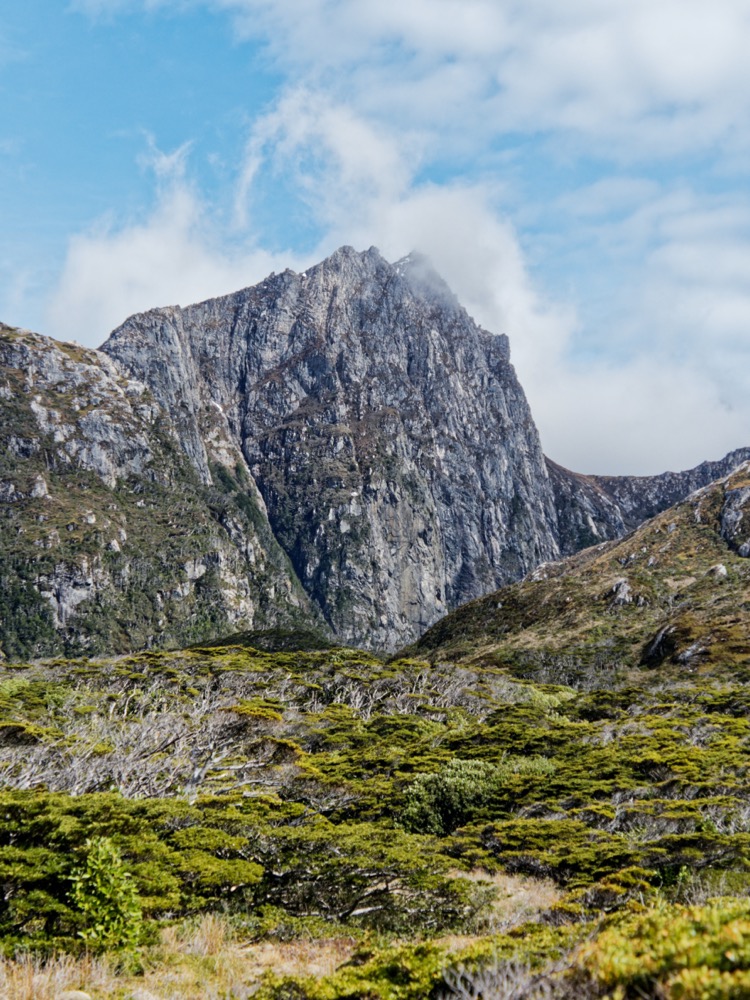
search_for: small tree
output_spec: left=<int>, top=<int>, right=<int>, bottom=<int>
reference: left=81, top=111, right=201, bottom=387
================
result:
left=70, top=836, right=143, bottom=954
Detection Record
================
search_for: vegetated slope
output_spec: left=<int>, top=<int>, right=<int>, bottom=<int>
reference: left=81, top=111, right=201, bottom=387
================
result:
left=413, top=462, right=750, bottom=678
left=0, top=324, right=318, bottom=660
left=101, top=246, right=563, bottom=648
left=548, top=447, right=750, bottom=555
left=3, top=634, right=750, bottom=997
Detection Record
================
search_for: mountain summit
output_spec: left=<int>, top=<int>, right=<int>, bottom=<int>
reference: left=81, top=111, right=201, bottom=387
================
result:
left=101, top=246, right=561, bottom=647
left=1, top=247, right=748, bottom=657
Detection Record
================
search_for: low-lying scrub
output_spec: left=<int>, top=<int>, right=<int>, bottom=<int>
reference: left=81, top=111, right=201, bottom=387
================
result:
left=2, top=641, right=750, bottom=996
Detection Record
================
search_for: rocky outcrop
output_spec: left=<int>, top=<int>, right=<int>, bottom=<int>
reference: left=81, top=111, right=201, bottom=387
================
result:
left=719, top=465, right=750, bottom=557
left=0, top=325, right=317, bottom=660
left=548, top=448, right=750, bottom=555
left=412, top=461, right=750, bottom=672
left=102, top=247, right=561, bottom=648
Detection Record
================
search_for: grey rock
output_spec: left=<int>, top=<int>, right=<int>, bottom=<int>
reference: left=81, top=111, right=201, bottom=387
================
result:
left=548, top=448, right=750, bottom=557
left=610, top=577, right=633, bottom=605
left=719, top=473, right=750, bottom=557
left=103, top=246, right=562, bottom=648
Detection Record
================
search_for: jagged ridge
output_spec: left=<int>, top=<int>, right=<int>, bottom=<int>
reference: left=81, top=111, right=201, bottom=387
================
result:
left=413, top=461, right=750, bottom=675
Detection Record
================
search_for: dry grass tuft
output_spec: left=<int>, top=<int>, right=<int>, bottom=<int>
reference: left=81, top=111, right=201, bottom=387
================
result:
left=165, top=912, right=232, bottom=957
left=0, top=915, right=359, bottom=1000
left=0, top=953, right=113, bottom=1000
left=458, top=869, right=561, bottom=931
left=242, top=937, right=357, bottom=980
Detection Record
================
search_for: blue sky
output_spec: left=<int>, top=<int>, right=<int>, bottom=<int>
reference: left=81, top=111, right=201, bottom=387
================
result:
left=3, top=1, right=750, bottom=474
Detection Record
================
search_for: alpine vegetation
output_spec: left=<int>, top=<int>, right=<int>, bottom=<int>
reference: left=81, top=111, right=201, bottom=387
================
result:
left=1, top=252, right=750, bottom=999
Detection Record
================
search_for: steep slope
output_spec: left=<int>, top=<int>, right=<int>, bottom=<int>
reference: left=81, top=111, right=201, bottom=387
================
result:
left=0, top=324, right=317, bottom=660
left=413, top=462, right=750, bottom=676
left=546, top=457, right=627, bottom=554
left=102, top=246, right=561, bottom=648
left=590, top=447, right=750, bottom=529
left=549, top=448, right=750, bottom=554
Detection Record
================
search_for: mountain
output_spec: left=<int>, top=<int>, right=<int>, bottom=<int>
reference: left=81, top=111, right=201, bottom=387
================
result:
left=412, top=460, right=750, bottom=677
left=100, top=246, right=562, bottom=649
left=0, top=324, right=318, bottom=659
left=1, top=246, right=748, bottom=658
left=548, top=447, right=750, bottom=555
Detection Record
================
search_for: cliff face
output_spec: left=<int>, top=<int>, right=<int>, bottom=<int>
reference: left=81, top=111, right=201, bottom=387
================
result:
left=102, top=247, right=561, bottom=648
left=3, top=247, right=749, bottom=658
left=548, top=448, right=750, bottom=556
left=413, top=461, right=750, bottom=674
left=0, top=324, right=317, bottom=660
left=590, top=448, right=750, bottom=530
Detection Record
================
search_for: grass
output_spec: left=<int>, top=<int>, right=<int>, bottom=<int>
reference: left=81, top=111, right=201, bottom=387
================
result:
left=0, top=878, right=558, bottom=1000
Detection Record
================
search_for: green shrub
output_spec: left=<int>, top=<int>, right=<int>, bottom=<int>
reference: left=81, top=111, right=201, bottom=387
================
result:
left=70, top=836, right=142, bottom=954
left=579, top=898, right=750, bottom=999
left=400, top=756, right=555, bottom=837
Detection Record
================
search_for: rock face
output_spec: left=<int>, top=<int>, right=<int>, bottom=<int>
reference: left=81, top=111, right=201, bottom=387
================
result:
left=548, top=448, right=750, bottom=556
left=0, top=324, right=317, bottom=660
left=545, top=459, right=627, bottom=555
left=2, top=248, right=749, bottom=658
left=102, top=247, right=561, bottom=648
left=413, top=461, right=750, bottom=673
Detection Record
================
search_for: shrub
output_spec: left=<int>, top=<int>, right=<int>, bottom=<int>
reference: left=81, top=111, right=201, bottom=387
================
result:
left=70, top=836, right=142, bottom=954
left=401, top=757, right=555, bottom=837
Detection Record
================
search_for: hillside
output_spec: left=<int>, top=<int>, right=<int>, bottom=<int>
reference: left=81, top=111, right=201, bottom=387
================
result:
left=3, top=615, right=750, bottom=996
left=0, top=324, right=318, bottom=660
left=2, top=247, right=749, bottom=660
left=2, top=466, right=750, bottom=995
left=413, top=462, right=750, bottom=680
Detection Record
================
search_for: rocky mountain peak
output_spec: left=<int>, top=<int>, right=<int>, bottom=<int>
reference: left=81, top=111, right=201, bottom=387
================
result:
left=101, top=246, right=555, bottom=648
left=3, top=247, right=749, bottom=658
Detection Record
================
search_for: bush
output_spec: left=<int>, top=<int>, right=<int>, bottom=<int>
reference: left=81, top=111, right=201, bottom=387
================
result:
left=70, top=836, right=142, bottom=954
left=401, top=757, right=555, bottom=837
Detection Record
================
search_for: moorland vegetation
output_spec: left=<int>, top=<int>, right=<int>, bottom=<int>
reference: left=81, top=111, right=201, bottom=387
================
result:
left=1, top=466, right=750, bottom=998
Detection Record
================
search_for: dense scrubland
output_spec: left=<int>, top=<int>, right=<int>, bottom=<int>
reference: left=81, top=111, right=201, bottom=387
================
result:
left=2, top=633, right=750, bottom=999
left=2, top=465, right=750, bottom=997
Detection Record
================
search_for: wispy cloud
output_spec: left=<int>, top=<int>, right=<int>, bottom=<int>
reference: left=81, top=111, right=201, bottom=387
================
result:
left=73, top=0, right=750, bottom=158
left=50, top=0, right=750, bottom=474
left=45, top=145, right=304, bottom=344
left=203, top=0, right=750, bottom=161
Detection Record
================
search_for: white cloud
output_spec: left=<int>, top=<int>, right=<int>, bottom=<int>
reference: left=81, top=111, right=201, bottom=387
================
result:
left=73, top=0, right=750, bottom=158
left=528, top=182, right=750, bottom=471
left=56, top=1, right=750, bottom=474
left=45, top=161, right=304, bottom=345
left=207, top=0, right=750, bottom=159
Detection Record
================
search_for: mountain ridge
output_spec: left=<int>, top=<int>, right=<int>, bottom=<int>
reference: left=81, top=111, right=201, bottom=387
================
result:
left=411, top=459, right=750, bottom=678
left=1, top=247, right=748, bottom=658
